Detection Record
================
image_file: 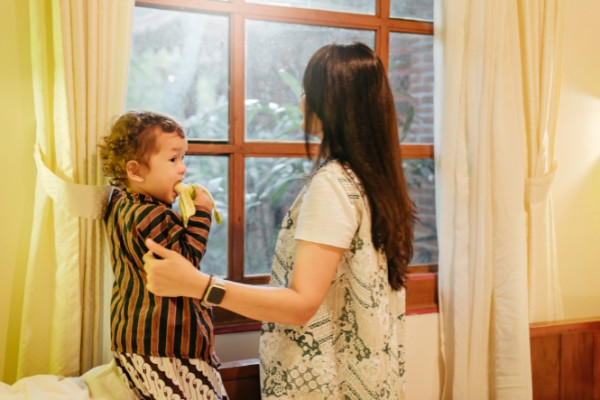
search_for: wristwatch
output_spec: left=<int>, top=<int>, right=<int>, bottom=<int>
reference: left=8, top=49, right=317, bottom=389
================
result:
left=202, top=276, right=226, bottom=306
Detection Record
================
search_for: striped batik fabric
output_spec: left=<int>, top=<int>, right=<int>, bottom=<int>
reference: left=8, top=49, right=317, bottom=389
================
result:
left=105, top=188, right=219, bottom=367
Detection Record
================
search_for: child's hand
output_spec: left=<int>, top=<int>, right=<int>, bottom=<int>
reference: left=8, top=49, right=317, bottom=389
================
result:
left=192, top=186, right=214, bottom=210
left=193, top=184, right=223, bottom=224
left=174, top=182, right=223, bottom=225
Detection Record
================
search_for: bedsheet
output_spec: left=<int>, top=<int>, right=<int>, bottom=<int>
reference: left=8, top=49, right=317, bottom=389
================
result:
left=0, top=360, right=134, bottom=400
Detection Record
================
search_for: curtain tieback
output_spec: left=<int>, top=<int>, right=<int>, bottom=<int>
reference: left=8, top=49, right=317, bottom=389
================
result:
left=34, top=144, right=112, bottom=219
left=525, top=162, right=558, bottom=204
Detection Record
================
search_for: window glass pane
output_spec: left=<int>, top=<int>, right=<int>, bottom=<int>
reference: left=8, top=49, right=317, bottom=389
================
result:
left=244, top=157, right=313, bottom=276
left=126, top=7, right=229, bottom=141
left=177, top=156, right=229, bottom=276
left=246, top=0, right=374, bottom=15
left=390, top=0, right=433, bottom=21
left=389, top=32, right=434, bottom=143
left=404, top=158, right=438, bottom=265
left=244, top=157, right=438, bottom=272
left=245, top=20, right=375, bottom=141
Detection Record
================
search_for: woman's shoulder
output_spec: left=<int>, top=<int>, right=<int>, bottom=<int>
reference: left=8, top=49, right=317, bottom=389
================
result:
left=314, top=159, right=364, bottom=196
left=312, top=158, right=352, bottom=179
left=317, top=157, right=343, bottom=171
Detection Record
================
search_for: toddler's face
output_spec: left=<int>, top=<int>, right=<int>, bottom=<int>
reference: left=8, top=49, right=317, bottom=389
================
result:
left=137, top=130, right=187, bottom=204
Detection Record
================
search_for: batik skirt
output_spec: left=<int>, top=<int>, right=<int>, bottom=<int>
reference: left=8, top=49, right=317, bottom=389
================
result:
left=114, top=352, right=228, bottom=400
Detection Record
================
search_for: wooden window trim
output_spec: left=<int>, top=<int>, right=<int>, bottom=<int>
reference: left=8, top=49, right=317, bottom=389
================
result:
left=135, top=0, right=437, bottom=332
left=138, top=0, right=433, bottom=35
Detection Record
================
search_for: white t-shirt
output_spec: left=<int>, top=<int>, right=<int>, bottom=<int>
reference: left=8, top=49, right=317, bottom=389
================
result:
left=294, top=168, right=359, bottom=249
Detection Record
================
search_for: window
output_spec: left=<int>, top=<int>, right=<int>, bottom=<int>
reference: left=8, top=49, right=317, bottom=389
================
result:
left=126, top=0, right=436, bottom=329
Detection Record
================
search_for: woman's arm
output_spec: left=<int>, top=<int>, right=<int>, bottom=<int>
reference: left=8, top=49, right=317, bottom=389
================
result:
left=143, top=238, right=342, bottom=326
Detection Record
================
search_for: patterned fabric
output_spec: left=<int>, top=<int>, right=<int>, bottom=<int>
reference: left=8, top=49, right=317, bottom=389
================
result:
left=260, top=160, right=406, bottom=399
left=114, top=352, right=228, bottom=400
left=105, top=188, right=219, bottom=365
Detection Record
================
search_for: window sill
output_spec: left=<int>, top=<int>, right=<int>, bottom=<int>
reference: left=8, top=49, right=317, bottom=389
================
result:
left=405, top=267, right=438, bottom=315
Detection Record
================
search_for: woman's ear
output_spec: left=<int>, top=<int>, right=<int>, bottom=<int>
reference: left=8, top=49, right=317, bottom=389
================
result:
left=126, top=160, right=145, bottom=183
left=307, top=115, right=324, bottom=139
left=311, top=116, right=324, bottom=136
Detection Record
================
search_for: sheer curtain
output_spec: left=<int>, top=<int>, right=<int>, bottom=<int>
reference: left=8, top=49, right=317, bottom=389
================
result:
left=520, top=0, right=565, bottom=323
left=17, top=0, right=134, bottom=378
left=435, top=0, right=564, bottom=398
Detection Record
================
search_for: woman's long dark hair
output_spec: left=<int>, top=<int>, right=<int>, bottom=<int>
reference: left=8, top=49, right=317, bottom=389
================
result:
left=303, top=42, right=415, bottom=289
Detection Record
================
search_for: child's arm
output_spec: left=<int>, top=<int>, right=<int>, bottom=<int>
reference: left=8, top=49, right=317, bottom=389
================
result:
left=133, top=199, right=212, bottom=269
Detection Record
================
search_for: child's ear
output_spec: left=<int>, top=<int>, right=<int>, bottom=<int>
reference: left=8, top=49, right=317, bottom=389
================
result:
left=126, top=160, right=145, bottom=182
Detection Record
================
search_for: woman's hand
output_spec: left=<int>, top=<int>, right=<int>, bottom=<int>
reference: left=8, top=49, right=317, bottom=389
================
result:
left=143, top=239, right=208, bottom=298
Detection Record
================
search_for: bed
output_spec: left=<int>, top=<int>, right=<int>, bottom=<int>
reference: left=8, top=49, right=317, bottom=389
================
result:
left=0, top=360, right=134, bottom=400
left=0, top=358, right=261, bottom=400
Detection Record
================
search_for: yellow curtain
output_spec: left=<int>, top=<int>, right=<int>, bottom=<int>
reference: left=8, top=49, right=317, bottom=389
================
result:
left=520, top=0, right=565, bottom=323
left=435, top=0, right=564, bottom=397
left=18, top=0, right=134, bottom=378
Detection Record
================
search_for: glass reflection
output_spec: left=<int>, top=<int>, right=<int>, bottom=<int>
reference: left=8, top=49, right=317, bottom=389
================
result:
left=389, top=32, right=434, bottom=143
left=247, top=0, right=375, bottom=15
left=404, top=158, right=438, bottom=264
left=246, top=20, right=375, bottom=141
left=126, top=7, right=229, bottom=141
left=390, top=0, right=434, bottom=21
left=178, top=155, right=229, bottom=276
left=245, top=157, right=312, bottom=275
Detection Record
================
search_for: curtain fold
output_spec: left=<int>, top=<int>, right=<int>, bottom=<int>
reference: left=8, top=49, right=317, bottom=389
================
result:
left=435, top=0, right=563, bottom=397
left=18, top=0, right=134, bottom=378
left=519, top=0, right=565, bottom=323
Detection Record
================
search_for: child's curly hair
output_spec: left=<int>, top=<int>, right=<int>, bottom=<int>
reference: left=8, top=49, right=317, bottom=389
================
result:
left=99, top=111, right=185, bottom=188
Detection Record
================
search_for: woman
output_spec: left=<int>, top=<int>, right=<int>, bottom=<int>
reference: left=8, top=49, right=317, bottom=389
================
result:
left=143, top=42, right=415, bottom=399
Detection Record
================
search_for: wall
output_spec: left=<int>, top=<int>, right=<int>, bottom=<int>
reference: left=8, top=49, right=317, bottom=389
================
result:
left=553, top=0, right=600, bottom=319
left=0, top=0, right=36, bottom=384
left=1, top=0, right=599, bottom=398
left=0, top=2, right=442, bottom=394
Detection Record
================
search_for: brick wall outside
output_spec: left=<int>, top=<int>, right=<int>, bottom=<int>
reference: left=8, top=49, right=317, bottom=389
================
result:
left=389, top=33, right=438, bottom=265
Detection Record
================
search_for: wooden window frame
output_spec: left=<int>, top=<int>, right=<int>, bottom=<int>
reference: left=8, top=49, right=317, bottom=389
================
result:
left=137, top=0, right=437, bottom=331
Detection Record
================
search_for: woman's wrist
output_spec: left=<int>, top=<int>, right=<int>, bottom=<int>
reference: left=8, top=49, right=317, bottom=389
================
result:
left=201, top=274, right=214, bottom=300
left=182, top=270, right=211, bottom=300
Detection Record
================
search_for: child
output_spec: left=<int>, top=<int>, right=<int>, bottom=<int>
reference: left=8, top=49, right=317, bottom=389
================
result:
left=99, top=110, right=228, bottom=400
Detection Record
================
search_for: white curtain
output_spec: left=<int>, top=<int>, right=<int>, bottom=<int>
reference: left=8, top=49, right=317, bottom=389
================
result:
left=520, top=0, right=565, bottom=323
left=18, top=0, right=134, bottom=378
left=435, top=0, right=564, bottom=398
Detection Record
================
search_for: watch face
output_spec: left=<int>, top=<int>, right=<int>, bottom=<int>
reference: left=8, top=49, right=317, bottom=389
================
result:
left=207, top=286, right=226, bottom=305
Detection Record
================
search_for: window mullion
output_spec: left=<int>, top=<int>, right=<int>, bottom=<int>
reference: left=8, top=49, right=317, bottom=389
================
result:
left=376, top=25, right=390, bottom=73
left=229, top=153, right=246, bottom=282
left=229, top=11, right=247, bottom=282
left=379, top=0, right=390, bottom=18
